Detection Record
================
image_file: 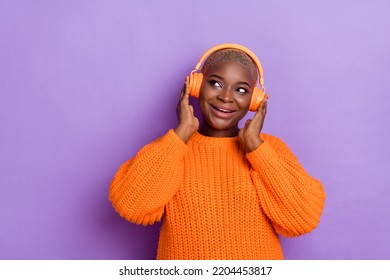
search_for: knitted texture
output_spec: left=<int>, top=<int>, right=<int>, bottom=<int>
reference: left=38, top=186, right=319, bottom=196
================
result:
left=109, top=130, right=325, bottom=260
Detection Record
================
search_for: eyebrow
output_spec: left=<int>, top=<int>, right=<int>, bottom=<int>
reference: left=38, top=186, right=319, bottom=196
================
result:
left=207, top=74, right=251, bottom=87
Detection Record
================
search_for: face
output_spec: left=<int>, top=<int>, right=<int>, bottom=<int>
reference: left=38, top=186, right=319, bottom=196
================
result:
left=199, top=61, right=255, bottom=137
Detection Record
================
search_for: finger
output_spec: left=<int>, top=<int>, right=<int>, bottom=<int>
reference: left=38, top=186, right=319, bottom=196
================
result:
left=188, top=104, right=194, bottom=114
left=180, top=78, right=190, bottom=102
left=260, top=98, right=267, bottom=111
left=251, top=108, right=264, bottom=123
left=246, top=105, right=266, bottom=133
left=253, top=100, right=267, bottom=120
left=185, top=76, right=189, bottom=91
left=181, top=90, right=190, bottom=106
left=180, top=83, right=186, bottom=100
left=183, top=77, right=190, bottom=95
left=261, top=95, right=268, bottom=112
left=262, top=99, right=268, bottom=115
left=184, top=77, right=191, bottom=96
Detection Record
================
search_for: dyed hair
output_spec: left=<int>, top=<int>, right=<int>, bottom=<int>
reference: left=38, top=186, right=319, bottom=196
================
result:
left=201, top=49, right=258, bottom=84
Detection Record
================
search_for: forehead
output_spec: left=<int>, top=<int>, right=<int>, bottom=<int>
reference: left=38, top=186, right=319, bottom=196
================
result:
left=204, top=61, right=255, bottom=84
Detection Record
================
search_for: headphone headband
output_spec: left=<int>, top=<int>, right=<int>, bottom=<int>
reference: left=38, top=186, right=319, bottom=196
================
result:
left=194, top=43, right=264, bottom=87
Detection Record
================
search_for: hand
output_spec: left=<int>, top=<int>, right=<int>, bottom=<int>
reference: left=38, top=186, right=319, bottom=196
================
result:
left=238, top=98, right=268, bottom=152
left=174, top=77, right=199, bottom=143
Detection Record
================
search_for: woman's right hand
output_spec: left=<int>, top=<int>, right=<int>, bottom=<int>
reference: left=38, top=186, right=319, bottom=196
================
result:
left=174, top=77, right=199, bottom=143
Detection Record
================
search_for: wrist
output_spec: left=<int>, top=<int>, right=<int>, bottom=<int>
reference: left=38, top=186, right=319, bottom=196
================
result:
left=245, top=136, right=263, bottom=153
left=174, top=124, right=195, bottom=143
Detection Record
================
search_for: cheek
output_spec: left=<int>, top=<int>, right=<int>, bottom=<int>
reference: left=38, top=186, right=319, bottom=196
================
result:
left=236, top=94, right=252, bottom=109
left=198, top=88, right=209, bottom=115
left=199, top=82, right=211, bottom=100
left=198, top=92, right=207, bottom=108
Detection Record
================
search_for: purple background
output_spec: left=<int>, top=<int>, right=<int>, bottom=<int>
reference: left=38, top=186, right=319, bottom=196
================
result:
left=1, top=0, right=389, bottom=260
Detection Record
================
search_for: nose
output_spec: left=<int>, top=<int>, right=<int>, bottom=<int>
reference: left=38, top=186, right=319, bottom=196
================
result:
left=217, top=88, right=234, bottom=103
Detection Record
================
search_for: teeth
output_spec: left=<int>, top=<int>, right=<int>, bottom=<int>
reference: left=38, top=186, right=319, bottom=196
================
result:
left=213, top=106, right=233, bottom=113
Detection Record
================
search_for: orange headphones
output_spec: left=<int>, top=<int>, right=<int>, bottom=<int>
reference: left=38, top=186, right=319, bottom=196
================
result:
left=187, top=43, right=268, bottom=111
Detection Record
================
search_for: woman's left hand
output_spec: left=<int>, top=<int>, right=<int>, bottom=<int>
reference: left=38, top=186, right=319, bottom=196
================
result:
left=238, top=99, right=268, bottom=153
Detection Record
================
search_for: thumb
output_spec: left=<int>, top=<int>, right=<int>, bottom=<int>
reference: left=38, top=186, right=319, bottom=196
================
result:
left=244, top=119, right=251, bottom=128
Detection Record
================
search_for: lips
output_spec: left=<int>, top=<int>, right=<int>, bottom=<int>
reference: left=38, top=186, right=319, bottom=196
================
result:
left=210, top=104, right=237, bottom=114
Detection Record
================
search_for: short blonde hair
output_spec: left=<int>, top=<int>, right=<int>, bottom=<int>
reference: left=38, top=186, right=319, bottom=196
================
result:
left=201, top=49, right=258, bottom=84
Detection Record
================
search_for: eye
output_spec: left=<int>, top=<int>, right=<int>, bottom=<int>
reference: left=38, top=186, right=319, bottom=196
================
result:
left=236, top=87, right=248, bottom=94
left=208, top=80, right=222, bottom=88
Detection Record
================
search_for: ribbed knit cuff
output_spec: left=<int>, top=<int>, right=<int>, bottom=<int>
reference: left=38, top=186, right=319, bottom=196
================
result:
left=246, top=140, right=279, bottom=172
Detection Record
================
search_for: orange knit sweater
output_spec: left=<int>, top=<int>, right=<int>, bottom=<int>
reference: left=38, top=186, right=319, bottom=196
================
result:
left=109, top=130, right=325, bottom=260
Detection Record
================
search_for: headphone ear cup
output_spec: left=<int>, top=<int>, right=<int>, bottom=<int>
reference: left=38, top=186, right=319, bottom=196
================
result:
left=249, top=87, right=266, bottom=111
left=188, top=73, right=203, bottom=98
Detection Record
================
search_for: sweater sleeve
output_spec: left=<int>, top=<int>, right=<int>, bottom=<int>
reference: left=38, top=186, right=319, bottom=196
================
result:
left=109, top=129, right=188, bottom=226
left=246, top=134, right=325, bottom=237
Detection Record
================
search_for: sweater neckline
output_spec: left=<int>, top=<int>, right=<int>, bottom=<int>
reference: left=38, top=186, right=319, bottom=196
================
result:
left=190, top=131, right=240, bottom=147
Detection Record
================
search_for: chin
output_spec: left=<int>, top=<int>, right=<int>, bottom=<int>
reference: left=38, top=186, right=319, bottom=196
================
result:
left=206, top=117, right=238, bottom=131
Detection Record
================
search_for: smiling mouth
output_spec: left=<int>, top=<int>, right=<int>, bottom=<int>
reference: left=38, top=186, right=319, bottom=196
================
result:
left=210, top=104, right=237, bottom=114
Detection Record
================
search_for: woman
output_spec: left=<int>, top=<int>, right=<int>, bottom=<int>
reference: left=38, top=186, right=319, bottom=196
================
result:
left=109, top=44, right=326, bottom=260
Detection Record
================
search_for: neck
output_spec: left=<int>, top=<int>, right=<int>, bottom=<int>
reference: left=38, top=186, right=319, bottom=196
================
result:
left=199, top=123, right=239, bottom=138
